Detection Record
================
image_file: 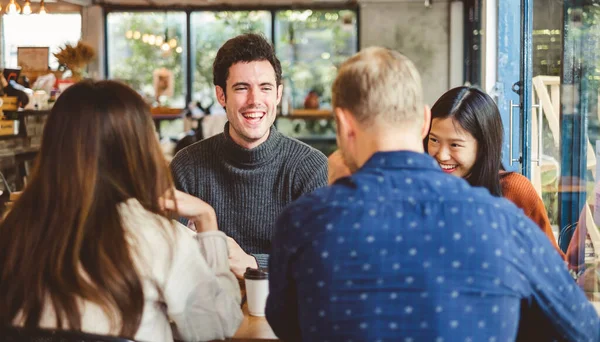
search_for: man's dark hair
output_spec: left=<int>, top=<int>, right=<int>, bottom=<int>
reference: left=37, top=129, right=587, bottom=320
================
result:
left=212, top=33, right=282, bottom=94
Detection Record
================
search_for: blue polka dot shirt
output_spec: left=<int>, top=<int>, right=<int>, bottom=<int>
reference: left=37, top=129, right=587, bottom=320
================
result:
left=266, top=151, right=600, bottom=342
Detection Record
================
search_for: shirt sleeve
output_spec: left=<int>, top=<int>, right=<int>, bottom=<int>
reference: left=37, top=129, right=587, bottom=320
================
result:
left=502, top=172, right=565, bottom=259
left=265, top=205, right=303, bottom=342
left=515, top=215, right=600, bottom=341
left=292, top=150, right=328, bottom=200
left=252, top=253, right=269, bottom=269
left=520, top=186, right=565, bottom=259
left=169, top=149, right=192, bottom=226
left=170, top=148, right=192, bottom=194
left=165, top=227, right=243, bottom=341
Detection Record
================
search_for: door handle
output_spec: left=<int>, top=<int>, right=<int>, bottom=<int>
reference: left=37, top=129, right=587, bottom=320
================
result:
left=509, top=100, right=521, bottom=166
left=531, top=102, right=543, bottom=166
left=509, top=100, right=542, bottom=166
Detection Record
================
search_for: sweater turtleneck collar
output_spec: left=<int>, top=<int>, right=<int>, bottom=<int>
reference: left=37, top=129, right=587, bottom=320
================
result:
left=221, top=122, right=283, bottom=166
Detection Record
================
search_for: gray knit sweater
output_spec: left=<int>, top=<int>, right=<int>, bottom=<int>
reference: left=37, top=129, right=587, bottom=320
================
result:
left=170, top=123, right=328, bottom=268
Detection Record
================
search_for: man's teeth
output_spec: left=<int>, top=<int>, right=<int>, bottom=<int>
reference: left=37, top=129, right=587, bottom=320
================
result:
left=243, top=113, right=264, bottom=118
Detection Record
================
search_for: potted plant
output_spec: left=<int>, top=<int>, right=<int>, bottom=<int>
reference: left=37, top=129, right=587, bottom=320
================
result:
left=53, top=41, right=96, bottom=82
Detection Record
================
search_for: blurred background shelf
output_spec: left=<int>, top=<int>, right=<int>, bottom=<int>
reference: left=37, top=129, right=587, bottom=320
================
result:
left=276, top=113, right=337, bottom=155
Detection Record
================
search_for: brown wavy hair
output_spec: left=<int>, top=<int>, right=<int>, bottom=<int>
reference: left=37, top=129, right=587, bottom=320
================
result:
left=0, top=80, right=175, bottom=337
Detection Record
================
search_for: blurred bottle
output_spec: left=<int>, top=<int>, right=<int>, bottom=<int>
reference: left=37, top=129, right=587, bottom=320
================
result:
left=304, top=90, right=320, bottom=110
left=281, top=79, right=293, bottom=116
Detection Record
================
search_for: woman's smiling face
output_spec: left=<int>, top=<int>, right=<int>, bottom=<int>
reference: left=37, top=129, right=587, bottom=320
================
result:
left=427, top=117, right=478, bottom=178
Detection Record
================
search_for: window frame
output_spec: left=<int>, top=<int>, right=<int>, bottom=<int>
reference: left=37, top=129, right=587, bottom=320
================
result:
left=102, top=3, right=360, bottom=106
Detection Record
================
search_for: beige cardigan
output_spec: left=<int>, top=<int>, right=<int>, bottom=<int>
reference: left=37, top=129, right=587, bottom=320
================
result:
left=17, top=199, right=243, bottom=342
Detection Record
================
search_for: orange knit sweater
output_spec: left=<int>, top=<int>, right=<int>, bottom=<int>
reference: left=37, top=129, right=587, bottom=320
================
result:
left=500, top=171, right=566, bottom=259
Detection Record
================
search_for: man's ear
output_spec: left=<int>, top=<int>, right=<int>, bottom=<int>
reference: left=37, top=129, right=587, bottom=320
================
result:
left=334, top=107, right=356, bottom=141
left=216, top=86, right=226, bottom=107
left=421, top=105, right=432, bottom=140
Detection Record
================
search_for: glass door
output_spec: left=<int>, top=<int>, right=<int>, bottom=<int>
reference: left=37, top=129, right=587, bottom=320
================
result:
left=530, top=0, right=600, bottom=303
left=497, top=0, right=600, bottom=304
left=529, top=0, right=564, bottom=246
left=529, top=0, right=599, bottom=245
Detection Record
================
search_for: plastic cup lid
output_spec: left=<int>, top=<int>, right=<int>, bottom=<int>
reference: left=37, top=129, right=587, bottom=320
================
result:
left=244, top=267, right=269, bottom=280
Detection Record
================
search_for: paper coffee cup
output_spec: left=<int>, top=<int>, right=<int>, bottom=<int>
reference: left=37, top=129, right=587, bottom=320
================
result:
left=244, top=267, right=269, bottom=316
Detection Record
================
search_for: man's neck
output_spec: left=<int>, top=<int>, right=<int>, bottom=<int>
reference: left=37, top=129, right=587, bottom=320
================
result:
left=229, top=127, right=271, bottom=150
left=354, top=130, right=425, bottom=169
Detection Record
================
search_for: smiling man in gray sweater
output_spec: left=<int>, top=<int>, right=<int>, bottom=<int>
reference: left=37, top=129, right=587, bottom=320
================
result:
left=170, top=33, right=327, bottom=278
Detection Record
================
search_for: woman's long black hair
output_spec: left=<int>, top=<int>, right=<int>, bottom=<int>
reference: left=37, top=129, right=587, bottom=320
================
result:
left=425, top=86, right=504, bottom=197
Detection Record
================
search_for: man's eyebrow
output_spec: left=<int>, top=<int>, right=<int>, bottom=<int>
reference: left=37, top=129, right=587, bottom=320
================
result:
left=231, top=82, right=275, bottom=88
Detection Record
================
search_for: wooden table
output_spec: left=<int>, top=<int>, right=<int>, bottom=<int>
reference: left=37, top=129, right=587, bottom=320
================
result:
left=229, top=304, right=278, bottom=341
left=592, top=301, right=600, bottom=316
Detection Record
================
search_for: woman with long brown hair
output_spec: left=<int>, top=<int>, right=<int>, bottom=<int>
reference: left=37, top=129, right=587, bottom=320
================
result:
left=0, top=80, right=242, bottom=341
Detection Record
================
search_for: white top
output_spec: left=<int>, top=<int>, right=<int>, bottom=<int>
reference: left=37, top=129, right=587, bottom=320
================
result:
left=15, top=198, right=243, bottom=342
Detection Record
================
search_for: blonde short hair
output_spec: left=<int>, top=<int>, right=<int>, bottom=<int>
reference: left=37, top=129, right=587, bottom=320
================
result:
left=332, top=47, right=423, bottom=127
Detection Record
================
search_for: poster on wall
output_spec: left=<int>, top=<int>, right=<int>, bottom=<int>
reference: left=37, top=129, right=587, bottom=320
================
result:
left=153, top=67, right=174, bottom=105
left=17, top=47, right=49, bottom=71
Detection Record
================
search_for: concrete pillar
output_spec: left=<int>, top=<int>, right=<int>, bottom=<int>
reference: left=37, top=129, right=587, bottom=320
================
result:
left=81, top=5, right=104, bottom=80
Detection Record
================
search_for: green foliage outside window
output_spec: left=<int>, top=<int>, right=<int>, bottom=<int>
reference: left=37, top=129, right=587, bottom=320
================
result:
left=107, top=12, right=186, bottom=107
left=191, top=11, right=271, bottom=109
left=276, top=10, right=357, bottom=109
left=107, top=9, right=357, bottom=111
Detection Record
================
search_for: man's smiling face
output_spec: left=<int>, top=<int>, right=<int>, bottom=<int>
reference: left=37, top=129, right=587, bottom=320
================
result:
left=216, top=60, right=283, bottom=149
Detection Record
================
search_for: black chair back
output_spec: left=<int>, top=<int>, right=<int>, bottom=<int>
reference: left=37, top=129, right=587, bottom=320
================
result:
left=0, top=326, right=138, bottom=342
left=558, top=221, right=577, bottom=253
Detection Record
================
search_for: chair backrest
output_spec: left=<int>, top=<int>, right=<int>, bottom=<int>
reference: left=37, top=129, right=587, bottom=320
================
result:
left=0, top=325, right=139, bottom=342
left=559, top=221, right=578, bottom=253
left=531, top=75, right=597, bottom=196
left=564, top=202, right=600, bottom=270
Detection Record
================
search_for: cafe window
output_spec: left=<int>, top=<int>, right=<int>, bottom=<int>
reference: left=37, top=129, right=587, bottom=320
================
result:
left=190, top=11, right=271, bottom=113
left=105, top=7, right=358, bottom=111
left=1, top=13, right=82, bottom=70
left=275, top=9, right=358, bottom=110
left=106, top=11, right=187, bottom=108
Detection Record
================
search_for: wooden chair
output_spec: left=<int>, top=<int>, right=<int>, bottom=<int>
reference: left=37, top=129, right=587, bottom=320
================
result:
left=4, top=191, right=21, bottom=213
left=531, top=75, right=597, bottom=196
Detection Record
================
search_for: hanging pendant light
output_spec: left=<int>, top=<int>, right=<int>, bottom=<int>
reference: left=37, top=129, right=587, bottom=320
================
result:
left=6, top=0, right=22, bottom=15
left=161, top=28, right=170, bottom=52
left=160, top=13, right=171, bottom=52
left=39, top=0, right=48, bottom=15
left=22, top=0, right=32, bottom=15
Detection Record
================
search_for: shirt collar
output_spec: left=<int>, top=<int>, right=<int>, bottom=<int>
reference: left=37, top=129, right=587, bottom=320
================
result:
left=361, top=150, right=441, bottom=172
